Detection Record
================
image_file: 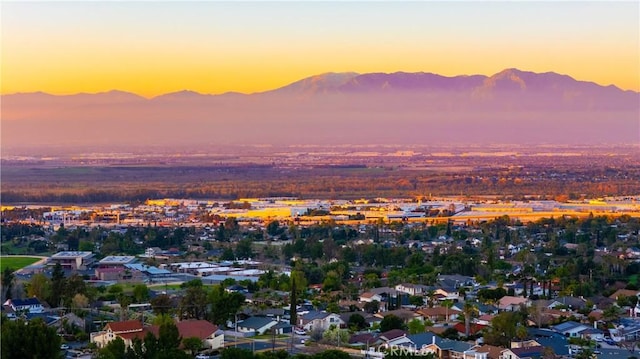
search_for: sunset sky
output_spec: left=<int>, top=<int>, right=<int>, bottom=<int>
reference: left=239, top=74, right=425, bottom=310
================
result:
left=2, top=1, right=638, bottom=97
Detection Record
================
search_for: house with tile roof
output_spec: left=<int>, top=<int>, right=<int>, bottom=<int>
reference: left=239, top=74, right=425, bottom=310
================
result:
left=90, top=320, right=149, bottom=348
left=91, top=319, right=224, bottom=349
left=474, top=344, right=503, bottom=359
left=416, top=306, right=461, bottom=323
left=609, top=289, right=640, bottom=301
left=175, top=320, right=224, bottom=349
left=497, top=296, right=530, bottom=311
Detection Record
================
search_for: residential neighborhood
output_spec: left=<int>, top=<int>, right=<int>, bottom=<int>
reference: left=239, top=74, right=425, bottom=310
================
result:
left=2, top=198, right=640, bottom=358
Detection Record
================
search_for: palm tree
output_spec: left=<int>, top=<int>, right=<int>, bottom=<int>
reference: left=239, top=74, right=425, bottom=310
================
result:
left=442, top=299, right=454, bottom=323
left=463, top=301, right=479, bottom=337
left=427, top=289, right=436, bottom=308
left=603, top=305, right=622, bottom=323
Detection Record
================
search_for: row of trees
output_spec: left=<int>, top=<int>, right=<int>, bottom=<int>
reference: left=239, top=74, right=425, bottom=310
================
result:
left=149, top=279, right=246, bottom=326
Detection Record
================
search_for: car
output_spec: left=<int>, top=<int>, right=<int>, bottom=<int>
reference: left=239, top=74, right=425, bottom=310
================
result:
left=195, top=354, right=210, bottom=359
left=60, top=344, right=70, bottom=350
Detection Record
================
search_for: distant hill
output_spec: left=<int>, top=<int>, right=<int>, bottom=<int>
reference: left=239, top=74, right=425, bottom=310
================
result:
left=2, top=68, right=638, bottom=152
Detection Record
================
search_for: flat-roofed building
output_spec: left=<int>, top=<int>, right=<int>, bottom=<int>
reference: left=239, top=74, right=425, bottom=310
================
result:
left=98, top=256, right=137, bottom=268
left=50, top=251, right=95, bottom=271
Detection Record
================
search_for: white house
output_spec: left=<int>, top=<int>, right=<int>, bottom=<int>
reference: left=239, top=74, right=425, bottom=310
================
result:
left=551, top=321, right=590, bottom=338
left=299, top=311, right=344, bottom=331
left=237, top=316, right=278, bottom=335
left=395, top=283, right=428, bottom=296
left=3, top=298, right=45, bottom=313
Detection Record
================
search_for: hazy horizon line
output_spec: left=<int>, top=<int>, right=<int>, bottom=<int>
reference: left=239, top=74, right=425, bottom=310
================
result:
left=3, top=67, right=638, bottom=99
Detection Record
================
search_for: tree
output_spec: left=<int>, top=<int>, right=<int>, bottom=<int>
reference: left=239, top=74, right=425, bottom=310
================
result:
left=220, top=247, right=235, bottom=260
left=290, top=273, right=298, bottom=326
left=71, top=293, right=89, bottom=313
left=408, top=318, right=426, bottom=334
left=442, top=299, right=454, bottom=323
left=323, top=271, right=341, bottom=292
left=463, top=301, right=479, bottom=337
left=409, top=295, right=424, bottom=307
left=151, top=294, right=173, bottom=315
left=380, top=314, right=406, bottom=332
left=364, top=300, right=380, bottom=314
left=117, top=293, right=132, bottom=321
left=26, top=272, right=51, bottom=300
left=483, top=311, right=526, bottom=347
left=267, top=220, right=280, bottom=236
left=604, top=305, right=622, bottom=322
left=322, top=325, right=349, bottom=347
left=64, top=274, right=88, bottom=307
left=96, top=337, right=126, bottom=359
left=1, top=317, right=63, bottom=359
left=179, top=280, right=208, bottom=320
left=235, top=238, right=254, bottom=259
left=2, top=267, right=15, bottom=300
left=347, top=313, right=368, bottom=331
left=364, top=273, right=381, bottom=289
left=133, top=284, right=150, bottom=303
left=157, top=321, right=183, bottom=353
left=221, top=348, right=255, bottom=359
left=209, top=284, right=245, bottom=325
left=49, top=262, right=65, bottom=307
left=182, top=336, right=202, bottom=355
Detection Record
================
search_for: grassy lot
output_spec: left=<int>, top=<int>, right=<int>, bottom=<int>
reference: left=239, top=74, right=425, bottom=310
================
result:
left=0, top=256, right=42, bottom=271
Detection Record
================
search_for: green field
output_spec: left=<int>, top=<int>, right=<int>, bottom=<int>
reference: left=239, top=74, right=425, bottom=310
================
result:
left=0, top=256, right=41, bottom=272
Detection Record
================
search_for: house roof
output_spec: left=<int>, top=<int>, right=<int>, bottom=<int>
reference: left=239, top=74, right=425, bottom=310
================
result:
left=510, top=345, right=544, bottom=358
left=453, top=322, right=486, bottom=335
left=369, top=287, right=395, bottom=295
left=239, top=316, right=276, bottom=330
left=475, top=344, right=504, bottom=359
left=588, top=310, right=604, bottom=321
left=379, top=329, right=407, bottom=341
left=554, top=296, right=587, bottom=309
left=378, top=309, right=419, bottom=321
left=552, top=320, right=586, bottom=332
left=349, top=333, right=377, bottom=345
left=438, top=338, right=474, bottom=352
left=301, top=310, right=331, bottom=321
left=339, top=311, right=371, bottom=323
left=478, top=314, right=495, bottom=322
left=417, top=307, right=461, bottom=317
left=406, top=332, right=441, bottom=347
left=7, top=298, right=42, bottom=307
left=609, top=289, right=640, bottom=300
left=498, top=296, right=529, bottom=308
left=107, top=320, right=144, bottom=333
left=272, top=322, right=292, bottom=329
left=175, top=320, right=218, bottom=339
left=119, top=326, right=157, bottom=341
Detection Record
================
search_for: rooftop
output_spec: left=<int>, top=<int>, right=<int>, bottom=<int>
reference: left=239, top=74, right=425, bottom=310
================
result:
left=99, top=256, right=137, bottom=265
left=51, top=251, right=94, bottom=259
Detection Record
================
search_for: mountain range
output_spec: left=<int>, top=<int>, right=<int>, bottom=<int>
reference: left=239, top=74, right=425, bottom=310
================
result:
left=2, top=68, right=638, bottom=152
